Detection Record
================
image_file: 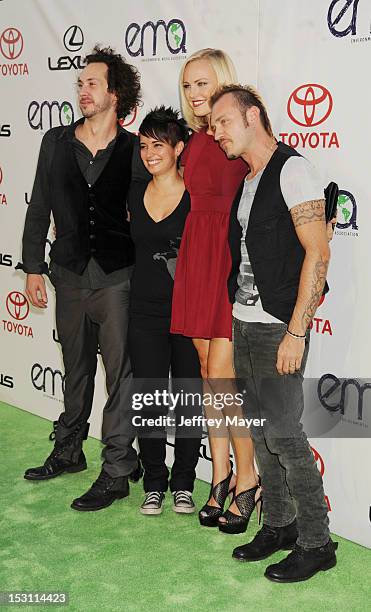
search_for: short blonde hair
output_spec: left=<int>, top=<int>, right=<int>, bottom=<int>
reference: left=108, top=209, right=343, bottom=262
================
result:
left=179, top=48, right=237, bottom=132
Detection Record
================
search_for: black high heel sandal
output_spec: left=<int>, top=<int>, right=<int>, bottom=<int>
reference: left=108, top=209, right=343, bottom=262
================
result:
left=218, top=480, right=262, bottom=534
left=198, top=462, right=235, bottom=528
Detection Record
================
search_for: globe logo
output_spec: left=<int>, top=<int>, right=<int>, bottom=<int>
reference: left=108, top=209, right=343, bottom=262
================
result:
left=287, top=84, right=333, bottom=127
left=0, top=27, right=24, bottom=60
left=6, top=291, right=29, bottom=321
left=168, top=22, right=182, bottom=49
left=336, top=190, right=358, bottom=230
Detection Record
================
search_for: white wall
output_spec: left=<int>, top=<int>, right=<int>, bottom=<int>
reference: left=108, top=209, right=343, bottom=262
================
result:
left=0, top=0, right=370, bottom=548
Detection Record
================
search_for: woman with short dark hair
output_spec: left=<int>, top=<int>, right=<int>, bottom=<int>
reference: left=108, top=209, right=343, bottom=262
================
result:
left=128, top=106, right=202, bottom=515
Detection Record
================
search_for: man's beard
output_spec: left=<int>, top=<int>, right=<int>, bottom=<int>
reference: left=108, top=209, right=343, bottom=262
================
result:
left=80, top=98, right=112, bottom=118
left=81, top=107, right=97, bottom=118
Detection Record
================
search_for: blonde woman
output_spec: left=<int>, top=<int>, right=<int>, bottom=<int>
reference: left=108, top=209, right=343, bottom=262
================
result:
left=171, top=49, right=261, bottom=533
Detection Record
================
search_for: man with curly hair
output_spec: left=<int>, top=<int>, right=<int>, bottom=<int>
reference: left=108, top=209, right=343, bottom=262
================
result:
left=20, top=46, right=149, bottom=511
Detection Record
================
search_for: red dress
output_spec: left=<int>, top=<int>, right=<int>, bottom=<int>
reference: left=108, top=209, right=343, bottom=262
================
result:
left=170, top=130, right=247, bottom=339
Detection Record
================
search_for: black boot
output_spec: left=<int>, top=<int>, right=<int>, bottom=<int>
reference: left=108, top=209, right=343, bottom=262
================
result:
left=24, top=421, right=89, bottom=481
left=232, top=519, right=298, bottom=561
left=71, top=469, right=129, bottom=511
left=264, top=539, right=338, bottom=583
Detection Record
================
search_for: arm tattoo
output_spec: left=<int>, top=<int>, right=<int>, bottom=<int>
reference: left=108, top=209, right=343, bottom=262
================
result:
left=302, top=257, right=329, bottom=331
left=291, top=199, right=325, bottom=228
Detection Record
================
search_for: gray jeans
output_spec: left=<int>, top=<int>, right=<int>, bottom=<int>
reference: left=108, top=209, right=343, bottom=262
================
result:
left=233, top=318, right=330, bottom=549
left=53, top=276, right=137, bottom=478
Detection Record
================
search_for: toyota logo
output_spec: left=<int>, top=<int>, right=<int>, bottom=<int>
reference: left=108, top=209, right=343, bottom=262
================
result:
left=318, top=294, right=326, bottom=307
left=119, top=106, right=138, bottom=128
left=0, top=167, right=3, bottom=184
left=311, top=446, right=325, bottom=476
left=63, top=25, right=84, bottom=52
left=0, top=27, right=24, bottom=60
left=6, top=291, right=29, bottom=321
left=288, top=84, right=333, bottom=127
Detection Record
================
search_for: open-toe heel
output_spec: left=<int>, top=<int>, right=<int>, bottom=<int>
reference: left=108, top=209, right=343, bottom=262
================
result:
left=198, top=462, right=235, bottom=528
left=218, top=482, right=262, bottom=534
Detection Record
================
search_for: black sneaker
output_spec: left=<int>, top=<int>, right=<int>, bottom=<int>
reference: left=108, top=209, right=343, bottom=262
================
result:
left=265, top=539, right=339, bottom=583
left=71, top=469, right=129, bottom=512
left=172, top=490, right=195, bottom=514
left=140, top=491, right=165, bottom=515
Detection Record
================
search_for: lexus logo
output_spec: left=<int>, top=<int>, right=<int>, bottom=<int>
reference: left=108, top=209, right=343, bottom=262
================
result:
left=63, top=25, right=84, bottom=52
left=0, top=27, right=24, bottom=60
left=6, top=291, right=30, bottom=321
left=287, top=84, right=333, bottom=127
left=311, top=446, right=325, bottom=476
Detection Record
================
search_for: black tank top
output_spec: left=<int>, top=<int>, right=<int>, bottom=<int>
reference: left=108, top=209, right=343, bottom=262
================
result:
left=128, top=181, right=190, bottom=317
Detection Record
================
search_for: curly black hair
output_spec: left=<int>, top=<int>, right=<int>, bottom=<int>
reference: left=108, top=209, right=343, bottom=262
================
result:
left=85, top=45, right=141, bottom=120
left=139, top=106, right=190, bottom=147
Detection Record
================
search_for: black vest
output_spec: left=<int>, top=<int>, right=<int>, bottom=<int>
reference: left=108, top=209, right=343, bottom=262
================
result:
left=228, top=141, right=327, bottom=324
left=49, top=128, right=135, bottom=274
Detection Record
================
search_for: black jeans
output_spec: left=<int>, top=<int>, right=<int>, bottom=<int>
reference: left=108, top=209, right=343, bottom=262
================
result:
left=128, top=314, right=202, bottom=493
left=233, top=318, right=330, bottom=549
left=53, top=276, right=137, bottom=478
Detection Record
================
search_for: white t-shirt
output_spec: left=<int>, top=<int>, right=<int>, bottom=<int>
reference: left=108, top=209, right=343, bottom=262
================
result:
left=233, top=156, right=324, bottom=323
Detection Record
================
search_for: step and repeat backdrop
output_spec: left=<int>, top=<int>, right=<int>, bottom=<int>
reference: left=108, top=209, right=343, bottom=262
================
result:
left=0, top=0, right=370, bottom=547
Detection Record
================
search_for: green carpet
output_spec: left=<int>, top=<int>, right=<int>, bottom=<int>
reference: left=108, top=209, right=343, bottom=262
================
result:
left=0, top=402, right=370, bottom=612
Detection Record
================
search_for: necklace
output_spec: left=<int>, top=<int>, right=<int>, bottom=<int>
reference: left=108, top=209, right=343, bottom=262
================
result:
left=248, top=138, right=277, bottom=179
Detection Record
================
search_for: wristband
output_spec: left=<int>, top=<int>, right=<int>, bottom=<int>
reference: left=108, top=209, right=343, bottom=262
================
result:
left=286, top=329, right=306, bottom=340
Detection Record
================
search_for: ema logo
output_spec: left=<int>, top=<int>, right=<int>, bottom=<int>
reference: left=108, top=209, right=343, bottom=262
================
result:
left=31, top=363, right=65, bottom=399
left=0, top=27, right=29, bottom=76
left=328, top=0, right=370, bottom=43
left=28, top=100, right=74, bottom=131
left=48, top=25, right=85, bottom=71
left=318, top=374, right=370, bottom=428
left=280, top=84, right=339, bottom=149
left=0, top=166, right=8, bottom=205
left=2, top=291, right=34, bottom=338
left=125, top=19, right=186, bottom=59
left=328, top=0, right=359, bottom=37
